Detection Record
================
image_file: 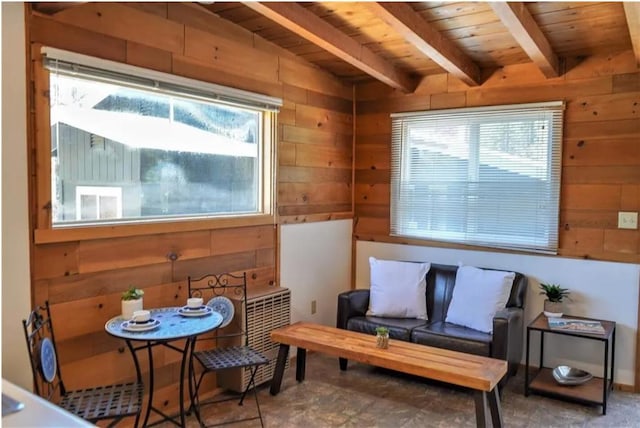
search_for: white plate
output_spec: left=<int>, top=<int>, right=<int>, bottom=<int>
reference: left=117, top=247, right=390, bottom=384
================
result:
left=178, top=306, right=213, bottom=317
left=122, top=318, right=160, bottom=332
left=182, top=305, right=207, bottom=312
left=207, top=296, right=234, bottom=328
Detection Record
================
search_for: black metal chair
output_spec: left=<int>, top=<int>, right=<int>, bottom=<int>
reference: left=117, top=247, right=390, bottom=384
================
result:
left=188, top=272, right=268, bottom=427
left=22, top=301, right=143, bottom=427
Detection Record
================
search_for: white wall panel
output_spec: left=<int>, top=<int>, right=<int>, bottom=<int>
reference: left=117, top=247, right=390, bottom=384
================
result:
left=356, top=241, right=639, bottom=386
left=280, top=220, right=352, bottom=327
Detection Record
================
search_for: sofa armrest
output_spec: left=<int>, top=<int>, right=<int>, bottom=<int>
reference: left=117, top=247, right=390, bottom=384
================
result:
left=491, top=307, right=524, bottom=376
left=337, top=289, right=370, bottom=330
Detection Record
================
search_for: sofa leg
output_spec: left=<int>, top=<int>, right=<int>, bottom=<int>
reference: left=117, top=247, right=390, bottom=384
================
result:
left=339, top=358, right=348, bottom=371
left=508, top=362, right=518, bottom=377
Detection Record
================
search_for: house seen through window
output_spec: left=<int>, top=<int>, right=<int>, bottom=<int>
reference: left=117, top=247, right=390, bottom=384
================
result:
left=390, top=102, right=563, bottom=253
left=46, top=49, right=279, bottom=227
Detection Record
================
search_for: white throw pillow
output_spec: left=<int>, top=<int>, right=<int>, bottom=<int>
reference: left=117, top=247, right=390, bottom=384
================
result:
left=445, top=265, right=515, bottom=333
left=367, top=257, right=430, bottom=319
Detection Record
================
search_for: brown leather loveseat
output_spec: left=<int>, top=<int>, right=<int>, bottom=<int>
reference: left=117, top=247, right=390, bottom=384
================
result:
left=337, top=263, right=528, bottom=380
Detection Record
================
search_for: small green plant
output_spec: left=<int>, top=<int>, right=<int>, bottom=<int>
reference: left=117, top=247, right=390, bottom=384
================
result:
left=122, top=286, right=144, bottom=301
left=539, top=283, right=570, bottom=303
left=375, top=326, right=389, bottom=336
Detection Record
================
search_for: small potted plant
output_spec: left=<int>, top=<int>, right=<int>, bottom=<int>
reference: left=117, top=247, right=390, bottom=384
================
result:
left=375, top=326, right=389, bottom=349
left=539, top=283, right=570, bottom=317
left=121, top=286, right=144, bottom=319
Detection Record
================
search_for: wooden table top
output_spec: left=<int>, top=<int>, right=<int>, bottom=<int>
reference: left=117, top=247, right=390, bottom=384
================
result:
left=271, top=322, right=507, bottom=392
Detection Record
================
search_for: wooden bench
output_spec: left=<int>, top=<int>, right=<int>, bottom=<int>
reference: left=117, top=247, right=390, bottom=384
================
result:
left=270, top=322, right=507, bottom=428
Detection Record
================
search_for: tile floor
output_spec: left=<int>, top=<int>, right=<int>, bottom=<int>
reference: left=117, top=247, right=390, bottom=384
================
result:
left=170, top=353, right=640, bottom=427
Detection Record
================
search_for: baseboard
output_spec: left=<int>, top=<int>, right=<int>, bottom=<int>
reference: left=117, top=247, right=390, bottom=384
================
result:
left=615, top=383, right=635, bottom=392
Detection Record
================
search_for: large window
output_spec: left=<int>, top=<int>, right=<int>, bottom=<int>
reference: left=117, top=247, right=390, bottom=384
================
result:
left=44, top=47, right=280, bottom=228
left=390, top=102, right=563, bottom=253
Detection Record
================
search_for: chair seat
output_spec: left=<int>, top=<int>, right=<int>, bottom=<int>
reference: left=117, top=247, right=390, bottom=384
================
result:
left=60, top=381, right=143, bottom=422
left=194, top=346, right=268, bottom=371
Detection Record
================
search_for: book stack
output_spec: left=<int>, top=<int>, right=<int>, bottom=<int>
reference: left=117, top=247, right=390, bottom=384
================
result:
left=547, top=317, right=605, bottom=335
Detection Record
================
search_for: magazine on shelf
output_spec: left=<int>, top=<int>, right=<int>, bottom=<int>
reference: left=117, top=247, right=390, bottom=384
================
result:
left=547, top=317, right=605, bottom=334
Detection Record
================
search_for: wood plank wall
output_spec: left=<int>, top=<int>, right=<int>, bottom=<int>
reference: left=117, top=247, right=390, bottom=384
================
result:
left=354, top=50, right=640, bottom=264
left=26, top=2, right=353, bottom=422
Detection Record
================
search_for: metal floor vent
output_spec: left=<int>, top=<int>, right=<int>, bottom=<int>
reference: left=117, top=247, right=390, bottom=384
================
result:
left=218, top=287, right=291, bottom=392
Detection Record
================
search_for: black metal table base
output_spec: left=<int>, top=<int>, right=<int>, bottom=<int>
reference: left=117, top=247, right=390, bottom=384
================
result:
left=129, top=337, right=196, bottom=427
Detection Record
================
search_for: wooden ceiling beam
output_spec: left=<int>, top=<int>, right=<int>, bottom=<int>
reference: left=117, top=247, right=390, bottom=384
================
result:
left=490, top=2, right=561, bottom=78
left=31, top=2, right=85, bottom=15
left=623, top=2, right=640, bottom=68
left=242, top=2, right=418, bottom=93
left=367, top=2, right=482, bottom=87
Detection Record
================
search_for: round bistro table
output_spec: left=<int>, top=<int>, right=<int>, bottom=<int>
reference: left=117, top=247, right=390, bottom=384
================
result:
left=105, top=307, right=223, bottom=427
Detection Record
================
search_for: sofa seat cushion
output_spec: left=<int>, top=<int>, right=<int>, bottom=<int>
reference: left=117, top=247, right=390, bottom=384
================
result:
left=347, top=316, right=428, bottom=341
left=411, top=321, right=491, bottom=356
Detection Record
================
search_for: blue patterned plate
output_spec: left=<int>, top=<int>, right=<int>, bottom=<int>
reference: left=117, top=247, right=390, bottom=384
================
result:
left=207, top=296, right=234, bottom=328
left=39, top=337, right=57, bottom=383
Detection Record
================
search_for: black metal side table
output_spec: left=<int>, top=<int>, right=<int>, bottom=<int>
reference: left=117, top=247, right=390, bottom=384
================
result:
left=525, top=312, right=616, bottom=414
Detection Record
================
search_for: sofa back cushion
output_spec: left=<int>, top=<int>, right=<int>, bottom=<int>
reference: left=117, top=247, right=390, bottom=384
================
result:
left=426, top=264, right=458, bottom=323
left=426, top=264, right=527, bottom=323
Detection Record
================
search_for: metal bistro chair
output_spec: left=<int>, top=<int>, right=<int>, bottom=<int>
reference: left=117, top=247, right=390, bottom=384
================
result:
left=188, top=272, right=268, bottom=427
left=22, top=301, right=143, bottom=427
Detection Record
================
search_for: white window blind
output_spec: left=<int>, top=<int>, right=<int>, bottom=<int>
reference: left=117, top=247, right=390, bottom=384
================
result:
left=390, top=101, right=564, bottom=253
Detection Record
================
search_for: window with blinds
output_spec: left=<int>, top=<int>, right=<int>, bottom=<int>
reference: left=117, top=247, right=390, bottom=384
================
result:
left=390, top=101, right=564, bottom=253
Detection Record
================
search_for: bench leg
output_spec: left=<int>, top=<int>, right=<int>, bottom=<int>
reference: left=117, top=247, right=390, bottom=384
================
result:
left=296, top=348, right=306, bottom=382
left=474, top=391, right=490, bottom=428
left=474, top=389, right=503, bottom=428
left=270, top=344, right=290, bottom=396
left=488, top=387, right=502, bottom=428
left=339, top=357, right=348, bottom=371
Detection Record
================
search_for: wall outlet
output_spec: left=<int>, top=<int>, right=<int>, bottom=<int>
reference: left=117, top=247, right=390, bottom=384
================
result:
left=618, top=211, right=638, bottom=229
left=311, top=300, right=317, bottom=315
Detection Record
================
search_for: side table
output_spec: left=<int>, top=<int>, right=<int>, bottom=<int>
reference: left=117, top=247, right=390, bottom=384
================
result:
left=105, top=307, right=223, bottom=427
left=525, top=312, right=616, bottom=414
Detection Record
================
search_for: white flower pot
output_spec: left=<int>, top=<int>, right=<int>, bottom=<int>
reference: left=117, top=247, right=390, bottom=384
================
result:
left=543, top=299, right=563, bottom=317
left=122, top=298, right=143, bottom=320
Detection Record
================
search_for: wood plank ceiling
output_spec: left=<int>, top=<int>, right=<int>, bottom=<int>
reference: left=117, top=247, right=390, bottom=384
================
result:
left=31, top=2, right=637, bottom=90
left=203, top=1, right=635, bottom=89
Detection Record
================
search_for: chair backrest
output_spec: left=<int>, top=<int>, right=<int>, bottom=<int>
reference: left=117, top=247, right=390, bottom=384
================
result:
left=22, top=301, right=66, bottom=401
left=187, top=272, right=249, bottom=346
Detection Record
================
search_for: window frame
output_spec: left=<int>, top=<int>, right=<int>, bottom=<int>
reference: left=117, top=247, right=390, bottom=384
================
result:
left=33, top=47, right=280, bottom=244
left=390, top=101, right=564, bottom=254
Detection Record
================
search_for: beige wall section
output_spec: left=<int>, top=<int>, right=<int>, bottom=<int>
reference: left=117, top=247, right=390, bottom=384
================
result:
left=280, top=220, right=352, bottom=326
left=2, top=2, right=33, bottom=389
